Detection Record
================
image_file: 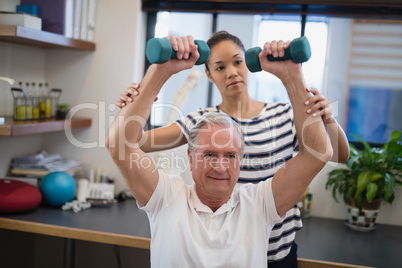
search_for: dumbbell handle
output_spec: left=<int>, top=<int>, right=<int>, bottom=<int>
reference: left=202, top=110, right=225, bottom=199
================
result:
left=245, top=36, right=311, bottom=73
left=146, top=38, right=210, bottom=65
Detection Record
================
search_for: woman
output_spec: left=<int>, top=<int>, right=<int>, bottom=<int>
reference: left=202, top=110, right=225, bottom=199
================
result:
left=116, top=31, right=349, bottom=267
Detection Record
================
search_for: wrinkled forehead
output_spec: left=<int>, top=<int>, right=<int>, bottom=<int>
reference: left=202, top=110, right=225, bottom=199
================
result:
left=195, top=125, right=241, bottom=152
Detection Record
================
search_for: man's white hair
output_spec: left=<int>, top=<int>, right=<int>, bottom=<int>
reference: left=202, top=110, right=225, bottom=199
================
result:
left=187, top=112, right=244, bottom=157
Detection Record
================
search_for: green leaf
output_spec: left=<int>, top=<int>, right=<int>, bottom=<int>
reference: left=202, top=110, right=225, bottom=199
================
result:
left=384, top=131, right=401, bottom=151
left=349, top=144, right=359, bottom=157
left=354, top=195, right=363, bottom=212
left=345, top=187, right=355, bottom=204
left=386, top=140, right=402, bottom=155
left=390, top=130, right=401, bottom=140
left=351, top=133, right=371, bottom=152
left=384, top=173, right=396, bottom=201
left=371, top=172, right=383, bottom=181
left=355, top=171, right=372, bottom=198
left=347, top=156, right=360, bottom=169
left=328, top=169, right=348, bottom=176
left=366, top=182, right=378, bottom=202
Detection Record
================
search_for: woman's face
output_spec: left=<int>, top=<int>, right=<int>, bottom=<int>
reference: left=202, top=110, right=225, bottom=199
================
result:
left=205, top=40, right=249, bottom=98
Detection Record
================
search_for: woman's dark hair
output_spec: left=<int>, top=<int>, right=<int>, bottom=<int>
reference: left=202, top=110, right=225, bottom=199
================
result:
left=205, top=31, right=245, bottom=71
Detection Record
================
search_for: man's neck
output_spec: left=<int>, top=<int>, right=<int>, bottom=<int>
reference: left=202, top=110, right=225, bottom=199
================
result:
left=195, top=188, right=231, bottom=213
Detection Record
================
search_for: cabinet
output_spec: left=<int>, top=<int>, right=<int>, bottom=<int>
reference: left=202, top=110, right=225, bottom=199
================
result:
left=0, top=25, right=94, bottom=136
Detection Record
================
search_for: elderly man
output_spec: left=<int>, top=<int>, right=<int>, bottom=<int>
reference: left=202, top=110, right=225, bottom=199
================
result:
left=106, top=36, right=333, bottom=267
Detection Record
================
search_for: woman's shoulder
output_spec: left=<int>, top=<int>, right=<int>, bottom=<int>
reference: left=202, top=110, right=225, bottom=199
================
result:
left=261, top=102, right=293, bottom=115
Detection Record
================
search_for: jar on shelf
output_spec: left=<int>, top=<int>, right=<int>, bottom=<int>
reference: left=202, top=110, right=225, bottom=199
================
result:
left=11, top=88, right=27, bottom=121
left=49, top=88, right=62, bottom=118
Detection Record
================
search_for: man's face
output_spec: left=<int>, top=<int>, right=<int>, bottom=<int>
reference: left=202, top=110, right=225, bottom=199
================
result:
left=188, top=125, right=241, bottom=202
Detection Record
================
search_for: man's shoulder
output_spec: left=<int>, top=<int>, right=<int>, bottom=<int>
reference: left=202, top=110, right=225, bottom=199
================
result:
left=236, top=180, right=273, bottom=196
left=159, top=171, right=187, bottom=186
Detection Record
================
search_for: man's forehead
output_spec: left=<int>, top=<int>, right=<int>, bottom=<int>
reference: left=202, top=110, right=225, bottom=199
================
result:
left=196, top=125, right=241, bottom=151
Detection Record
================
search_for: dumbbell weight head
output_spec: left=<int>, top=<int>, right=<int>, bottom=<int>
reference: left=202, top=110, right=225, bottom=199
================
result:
left=146, top=38, right=210, bottom=65
left=146, top=38, right=172, bottom=64
left=245, top=47, right=263, bottom=73
left=196, top=40, right=210, bottom=65
left=245, top=36, right=312, bottom=73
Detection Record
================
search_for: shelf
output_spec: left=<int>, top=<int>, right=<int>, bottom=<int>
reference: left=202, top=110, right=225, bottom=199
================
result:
left=0, top=25, right=95, bottom=50
left=0, top=116, right=92, bottom=136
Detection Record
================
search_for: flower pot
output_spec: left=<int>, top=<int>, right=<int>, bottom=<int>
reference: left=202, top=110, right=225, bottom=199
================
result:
left=346, top=198, right=382, bottom=231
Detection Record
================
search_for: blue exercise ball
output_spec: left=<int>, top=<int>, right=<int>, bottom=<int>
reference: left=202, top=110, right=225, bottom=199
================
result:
left=40, top=171, right=76, bottom=207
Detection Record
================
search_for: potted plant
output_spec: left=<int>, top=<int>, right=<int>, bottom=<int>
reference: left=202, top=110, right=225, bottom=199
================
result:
left=326, top=130, right=402, bottom=231
left=56, top=103, right=70, bottom=119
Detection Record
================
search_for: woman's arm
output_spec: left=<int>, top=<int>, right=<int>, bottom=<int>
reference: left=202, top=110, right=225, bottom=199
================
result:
left=304, top=88, right=350, bottom=163
left=141, top=124, right=188, bottom=153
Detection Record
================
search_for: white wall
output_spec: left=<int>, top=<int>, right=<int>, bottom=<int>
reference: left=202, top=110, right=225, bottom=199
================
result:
left=0, top=0, right=146, bottom=194
left=0, top=27, right=47, bottom=175
left=41, top=0, right=147, bottom=193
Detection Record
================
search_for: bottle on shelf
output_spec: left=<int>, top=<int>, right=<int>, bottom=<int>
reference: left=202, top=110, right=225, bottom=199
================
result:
left=44, top=82, right=52, bottom=119
left=31, top=82, right=40, bottom=120
left=13, top=85, right=27, bottom=121
left=38, top=82, right=46, bottom=119
left=23, top=82, right=33, bottom=120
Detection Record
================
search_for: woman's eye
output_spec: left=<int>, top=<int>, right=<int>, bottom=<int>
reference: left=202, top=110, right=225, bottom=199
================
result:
left=215, top=66, right=223, bottom=71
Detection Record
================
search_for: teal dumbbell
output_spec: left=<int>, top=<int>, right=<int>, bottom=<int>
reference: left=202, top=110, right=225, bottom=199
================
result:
left=146, top=38, right=210, bottom=65
left=245, top=36, right=312, bottom=73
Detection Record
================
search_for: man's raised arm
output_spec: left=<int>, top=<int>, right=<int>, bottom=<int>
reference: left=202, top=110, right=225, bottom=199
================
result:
left=258, top=41, right=333, bottom=216
left=106, top=36, right=199, bottom=206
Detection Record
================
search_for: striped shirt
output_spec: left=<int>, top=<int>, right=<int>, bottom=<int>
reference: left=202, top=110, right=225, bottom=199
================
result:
left=175, top=102, right=303, bottom=262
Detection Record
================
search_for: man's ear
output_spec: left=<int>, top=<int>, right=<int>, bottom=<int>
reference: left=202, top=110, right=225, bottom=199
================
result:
left=205, top=68, right=214, bottom=83
left=187, top=148, right=193, bottom=171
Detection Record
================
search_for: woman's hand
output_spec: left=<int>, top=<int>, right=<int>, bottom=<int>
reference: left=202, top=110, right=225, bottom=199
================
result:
left=116, top=83, right=158, bottom=109
left=305, top=88, right=334, bottom=124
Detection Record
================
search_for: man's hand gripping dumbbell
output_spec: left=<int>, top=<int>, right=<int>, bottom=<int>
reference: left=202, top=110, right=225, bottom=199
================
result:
left=146, top=36, right=210, bottom=65
left=245, top=36, right=312, bottom=72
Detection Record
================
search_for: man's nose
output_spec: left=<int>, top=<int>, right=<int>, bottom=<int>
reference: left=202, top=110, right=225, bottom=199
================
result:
left=211, top=157, right=228, bottom=173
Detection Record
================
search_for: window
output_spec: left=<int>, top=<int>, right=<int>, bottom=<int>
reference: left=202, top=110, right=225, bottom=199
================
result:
left=344, top=19, right=402, bottom=144
left=150, top=12, right=212, bottom=127
left=253, top=15, right=328, bottom=103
